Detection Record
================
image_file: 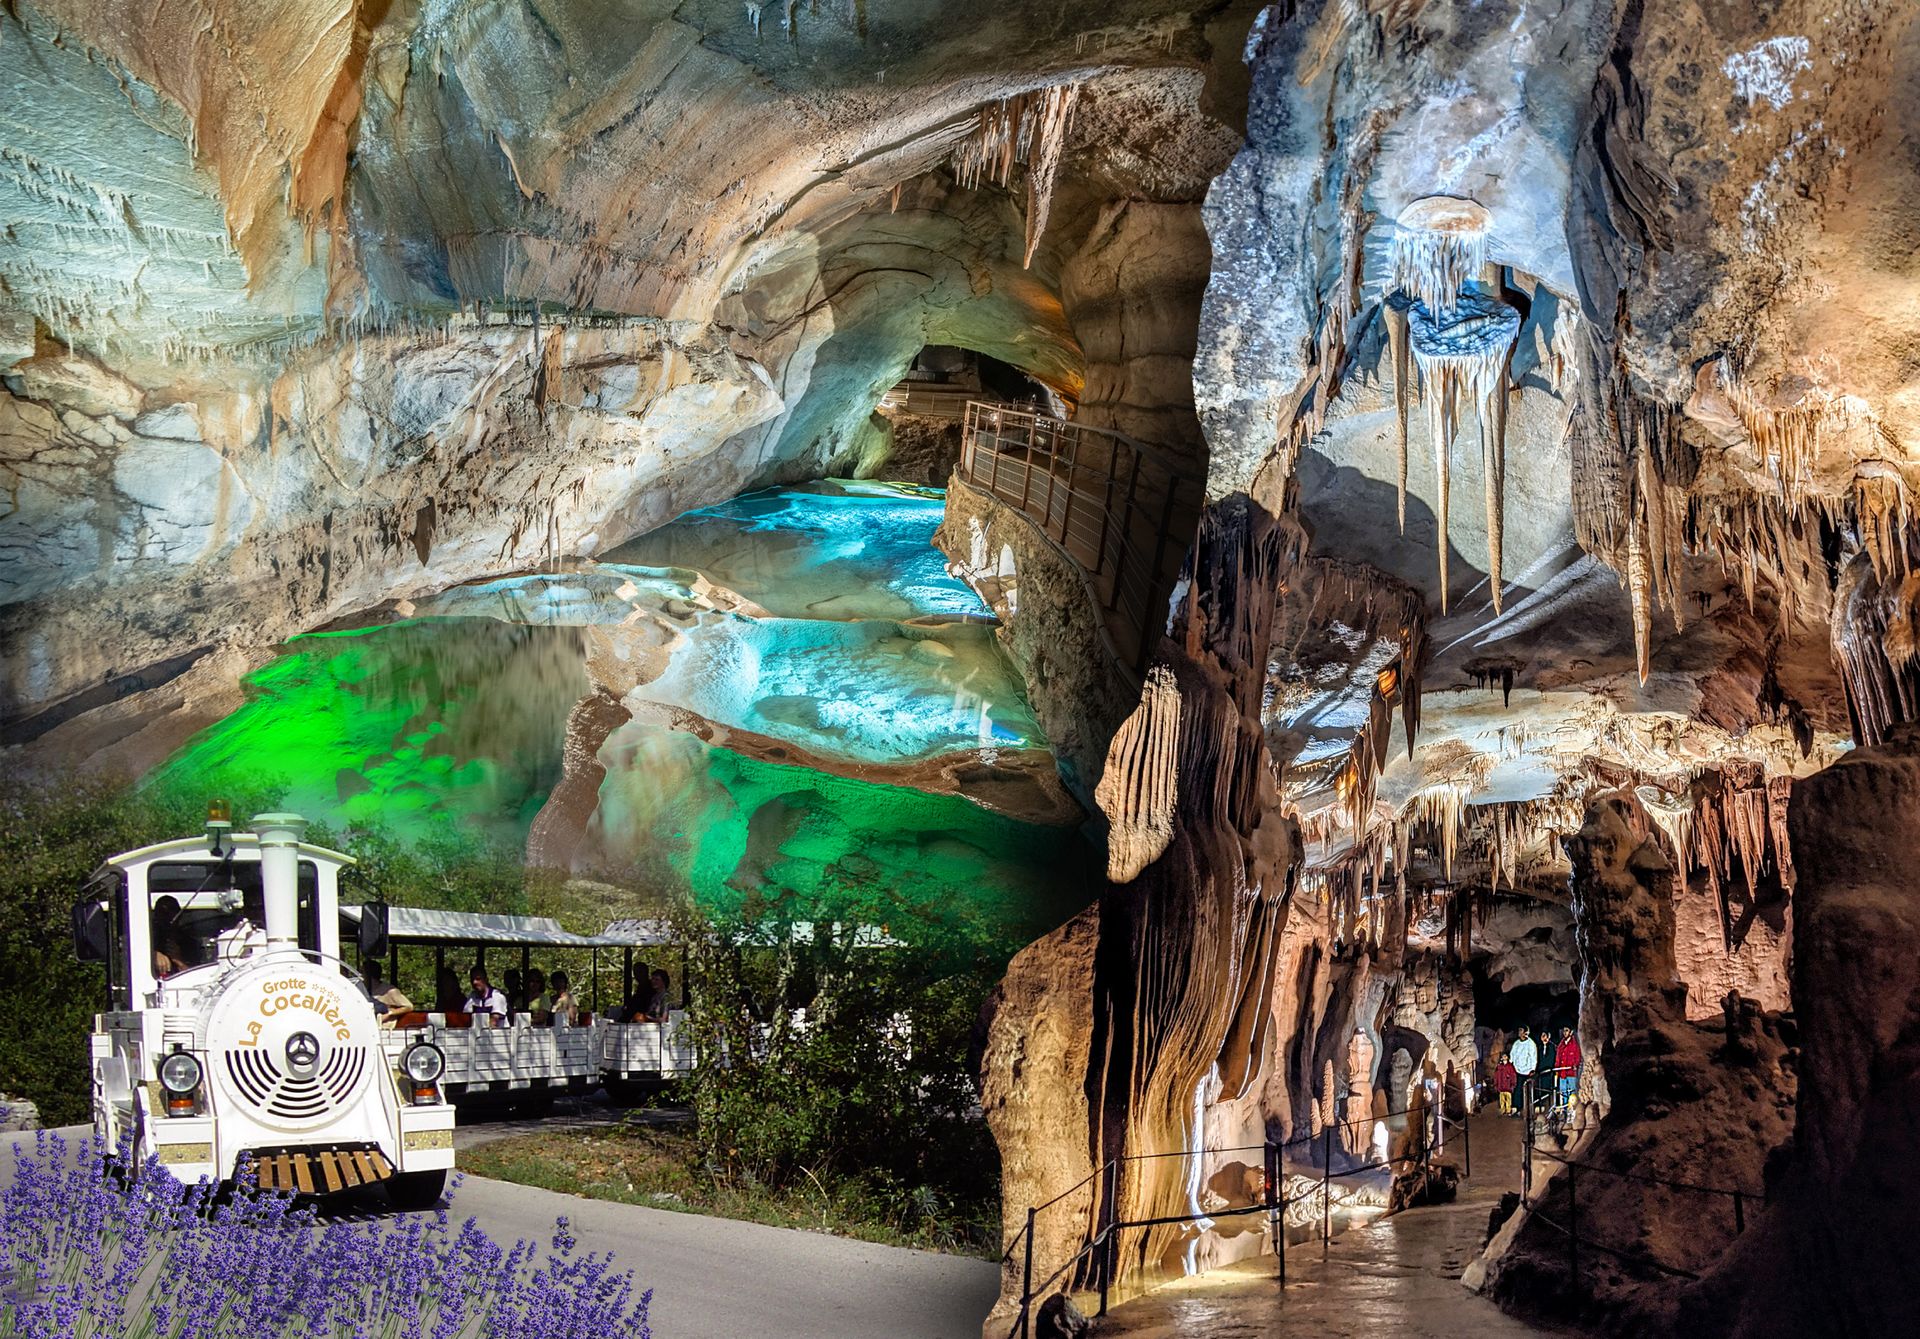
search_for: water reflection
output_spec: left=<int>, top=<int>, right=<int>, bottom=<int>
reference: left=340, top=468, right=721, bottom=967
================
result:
left=154, top=482, right=1090, bottom=946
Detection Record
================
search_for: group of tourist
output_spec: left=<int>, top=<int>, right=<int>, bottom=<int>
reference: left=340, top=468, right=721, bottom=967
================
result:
left=1489, top=1025, right=1582, bottom=1115
left=367, top=964, right=582, bottom=1027
left=363, top=962, right=680, bottom=1029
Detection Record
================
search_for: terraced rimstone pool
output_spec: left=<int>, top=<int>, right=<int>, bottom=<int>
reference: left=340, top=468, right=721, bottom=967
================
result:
left=153, top=482, right=1094, bottom=952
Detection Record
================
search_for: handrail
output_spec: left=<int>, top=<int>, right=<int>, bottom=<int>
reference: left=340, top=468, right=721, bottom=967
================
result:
left=1003, top=1103, right=1467, bottom=1337
left=958, top=401, right=1200, bottom=675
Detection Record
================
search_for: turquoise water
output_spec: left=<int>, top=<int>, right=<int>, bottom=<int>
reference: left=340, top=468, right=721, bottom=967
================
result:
left=154, top=482, right=1091, bottom=945
left=604, top=481, right=992, bottom=623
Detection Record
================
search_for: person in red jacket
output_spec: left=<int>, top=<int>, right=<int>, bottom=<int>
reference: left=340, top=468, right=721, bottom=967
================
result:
left=1554, top=1027, right=1583, bottom=1111
left=1494, top=1051, right=1518, bottom=1115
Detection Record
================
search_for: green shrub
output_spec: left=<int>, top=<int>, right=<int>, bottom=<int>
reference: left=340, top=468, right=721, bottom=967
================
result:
left=677, top=912, right=1000, bottom=1250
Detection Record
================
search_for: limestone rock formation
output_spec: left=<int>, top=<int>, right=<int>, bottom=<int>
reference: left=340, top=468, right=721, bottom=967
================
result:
left=1682, top=725, right=1920, bottom=1339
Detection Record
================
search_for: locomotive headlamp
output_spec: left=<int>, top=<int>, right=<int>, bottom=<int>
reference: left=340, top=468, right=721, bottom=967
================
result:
left=403, top=1043, right=445, bottom=1083
left=159, top=1050, right=202, bottom=1094
left=158, top=1049, right=202, bottom=1115
left=402, top=1042, right=445, bottom=1105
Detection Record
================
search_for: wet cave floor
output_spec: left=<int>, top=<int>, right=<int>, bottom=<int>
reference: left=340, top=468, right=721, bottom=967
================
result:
left=1100, top=1112, right=1555, bottom=1338
left=151, top=481, right=1096, bottom=958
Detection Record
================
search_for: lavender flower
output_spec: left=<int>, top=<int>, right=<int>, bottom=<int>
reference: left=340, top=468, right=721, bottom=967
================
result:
left=0, top=1135, right=651, bottom=1338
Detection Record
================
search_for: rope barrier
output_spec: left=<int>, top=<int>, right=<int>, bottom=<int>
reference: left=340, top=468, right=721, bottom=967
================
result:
left=1003, top=1104, right=1461, bottom=1337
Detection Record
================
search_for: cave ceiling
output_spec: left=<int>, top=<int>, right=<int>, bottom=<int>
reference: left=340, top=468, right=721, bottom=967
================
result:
left=4, top=0, right=1918, bottom=908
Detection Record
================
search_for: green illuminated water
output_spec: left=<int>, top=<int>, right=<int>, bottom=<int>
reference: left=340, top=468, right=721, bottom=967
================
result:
left=153, top=482, right=1092, bottom=949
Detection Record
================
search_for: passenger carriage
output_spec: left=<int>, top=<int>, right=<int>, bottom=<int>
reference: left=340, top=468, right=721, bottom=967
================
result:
left=338, top=906, right=696, bottom=1103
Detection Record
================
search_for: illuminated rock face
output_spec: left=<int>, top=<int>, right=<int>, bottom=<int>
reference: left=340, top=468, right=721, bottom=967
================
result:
left=156, top=482, right=1093, bottom=956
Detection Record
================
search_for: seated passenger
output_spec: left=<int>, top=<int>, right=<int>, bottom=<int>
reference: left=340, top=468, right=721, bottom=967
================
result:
left=549, top=971, right=579, bottom=1027
left=525, top=968, right=551, bottom=1025
left=464, top=969, right=509, bottom=1026
left=365, top=969, right=415, bottom=1027
left=503, top=968, right=526, bottom=1014
left=434, top=967, right=464, bottom=1013
left=645, top=969, right=672, bottom=1020
left=619, top=963, right=654, bottom=1022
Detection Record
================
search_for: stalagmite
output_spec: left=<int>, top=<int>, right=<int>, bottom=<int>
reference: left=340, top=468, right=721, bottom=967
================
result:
left=1407, top=291, right=1520, bottom=614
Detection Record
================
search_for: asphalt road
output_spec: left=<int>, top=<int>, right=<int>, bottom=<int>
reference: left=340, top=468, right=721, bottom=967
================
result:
left=5, top=1125, right=999, bottom=1339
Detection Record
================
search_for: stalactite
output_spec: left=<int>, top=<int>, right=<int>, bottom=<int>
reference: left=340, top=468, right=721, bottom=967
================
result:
left=1407, top=291, right=1521, bottom=613
left=1389, top=197, right=1492, bottom=318
left=1020, top=84, right=1079, bottom=269
left=950, top=83, right=1082, bottom=270
left=1384, top=295, right=1413, bottom=533
left=1624, top=512, right=1653, bottom=685
left=1634, top=783, right=1693, bottom=880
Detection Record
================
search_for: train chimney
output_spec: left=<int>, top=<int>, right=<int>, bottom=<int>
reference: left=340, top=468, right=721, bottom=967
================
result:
left=252, top=813, right=308, bottom=949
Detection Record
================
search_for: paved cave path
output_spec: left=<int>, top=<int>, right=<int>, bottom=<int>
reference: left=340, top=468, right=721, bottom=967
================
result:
left=8, top=1125, right=997, bottom=1339
left=1095, top=1111, right=1558, bottom=1338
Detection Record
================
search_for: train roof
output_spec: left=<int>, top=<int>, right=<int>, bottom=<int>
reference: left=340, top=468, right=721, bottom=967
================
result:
left=90, top=833, right=355, bottom=880
left=340, top=904, right=676, bottom=949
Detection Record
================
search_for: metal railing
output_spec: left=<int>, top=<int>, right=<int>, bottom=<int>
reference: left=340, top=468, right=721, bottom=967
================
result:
left=1515, top=1072, right=1762, bottom=1283
left=958, top=402, right=1201, bottom=674
left=1003, top=1104, right=1471, bottom=1337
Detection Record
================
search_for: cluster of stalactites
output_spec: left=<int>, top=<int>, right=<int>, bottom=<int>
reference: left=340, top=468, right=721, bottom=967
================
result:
left=950, top=83, right=1082, bottom=268
left=1632, top=768, right=1793, bottom=953
left=1405, top=293, right=1521, bottom=613
left=1831, top=553, right=1920, bottom=748
left=1388, top=197, right=1492, bottom=320
left=1713, top=357, right=1881, bottom=503
left=1273, top=560, right=1428, bottom=836
left=1381, top=198, right=1521, bottom=615
left=1300, top=789, right=1573, bottom=958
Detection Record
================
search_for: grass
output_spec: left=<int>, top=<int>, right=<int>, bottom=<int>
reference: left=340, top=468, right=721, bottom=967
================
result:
left=458, top=1120, right=1000, bottom=1258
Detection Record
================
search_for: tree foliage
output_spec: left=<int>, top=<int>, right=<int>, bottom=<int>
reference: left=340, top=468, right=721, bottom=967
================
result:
left=677, top=912, right=1000, bottom=1250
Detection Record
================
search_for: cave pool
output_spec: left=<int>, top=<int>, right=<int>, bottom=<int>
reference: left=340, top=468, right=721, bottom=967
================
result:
left=151, top=481, right=1095, bottom=954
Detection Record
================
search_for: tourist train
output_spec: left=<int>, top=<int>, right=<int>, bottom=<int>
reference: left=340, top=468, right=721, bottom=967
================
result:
left=71, top=806, right=695, bottom=1205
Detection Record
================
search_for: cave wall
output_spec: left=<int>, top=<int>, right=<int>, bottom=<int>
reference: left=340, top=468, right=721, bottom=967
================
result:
left=1682, top=727, right=1920, bottom=1339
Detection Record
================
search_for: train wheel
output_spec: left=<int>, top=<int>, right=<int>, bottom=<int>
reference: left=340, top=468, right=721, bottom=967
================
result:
left=386, top=1169, right=447, bottom=1212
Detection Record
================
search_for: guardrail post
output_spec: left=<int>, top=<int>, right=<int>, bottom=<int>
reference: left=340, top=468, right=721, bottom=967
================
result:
left=1567, top=1161, right=1579, bottom=1283
left=1108, top=452, right=1144, bottom=612
left=1099, top=1158, right=1118, bottom=1316
left=1733, top=1189, right=1745, bottom=1235
left=1264, top=1141, right=1283, bottom=1290
left=1522, top=1081, right=1534, bottom=1199
left=1321, top=1123, right=1332, bottom=1258
left=1020, top=1205, right=1035, bottom=1339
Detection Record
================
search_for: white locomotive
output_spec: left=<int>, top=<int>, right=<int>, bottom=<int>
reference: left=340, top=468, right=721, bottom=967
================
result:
left=72, top=808, right=455, bottom=1208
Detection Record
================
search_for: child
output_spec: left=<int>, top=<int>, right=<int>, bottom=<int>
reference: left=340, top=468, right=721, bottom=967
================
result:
left=1494, top=1050, right=1518, bottom=1115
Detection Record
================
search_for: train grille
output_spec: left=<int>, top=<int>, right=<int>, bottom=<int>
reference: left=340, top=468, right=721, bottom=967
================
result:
left=222, top=1046, right=369, bottom=1122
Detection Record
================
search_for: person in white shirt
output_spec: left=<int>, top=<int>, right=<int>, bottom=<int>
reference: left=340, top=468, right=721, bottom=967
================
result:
left=464, top=968, right=509, bottom=1026
left=1509, top=1026, right=1540, bottom=1105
